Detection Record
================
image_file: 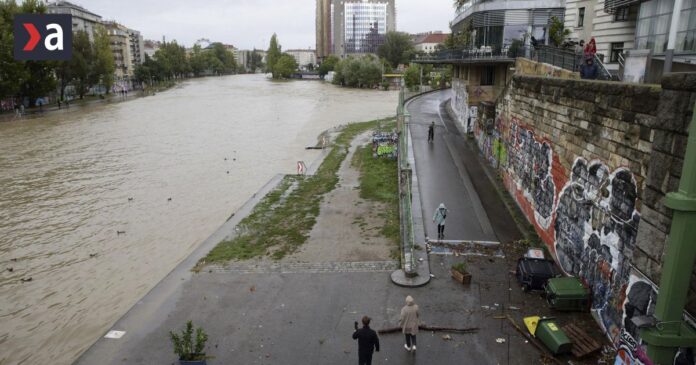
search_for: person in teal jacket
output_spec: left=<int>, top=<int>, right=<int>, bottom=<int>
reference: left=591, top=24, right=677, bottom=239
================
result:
left=432, top=203, right=449, bottom=239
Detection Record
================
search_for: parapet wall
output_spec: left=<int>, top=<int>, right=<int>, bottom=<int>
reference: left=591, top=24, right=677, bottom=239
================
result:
left=474, top=73, right=696, bottom=344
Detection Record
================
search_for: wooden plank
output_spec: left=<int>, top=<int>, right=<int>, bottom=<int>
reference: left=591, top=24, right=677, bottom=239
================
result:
left=562, top=323, right=601, bottom=358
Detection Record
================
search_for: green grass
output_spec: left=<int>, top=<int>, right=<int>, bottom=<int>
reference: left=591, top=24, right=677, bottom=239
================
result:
left=350, top=123, right=400, bottom=248
left=196, top=117, right=396, bottom=268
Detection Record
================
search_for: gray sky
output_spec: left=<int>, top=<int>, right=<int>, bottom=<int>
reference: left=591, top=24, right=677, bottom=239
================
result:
left=81, top=0, right=456, bottom=49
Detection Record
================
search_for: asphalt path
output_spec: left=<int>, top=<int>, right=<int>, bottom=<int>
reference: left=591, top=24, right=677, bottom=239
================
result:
left=407, top=90, right=497, bottom=243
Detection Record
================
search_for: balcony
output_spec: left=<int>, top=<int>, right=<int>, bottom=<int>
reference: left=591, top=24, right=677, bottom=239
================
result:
left=412, top=45, right=530, bottom=65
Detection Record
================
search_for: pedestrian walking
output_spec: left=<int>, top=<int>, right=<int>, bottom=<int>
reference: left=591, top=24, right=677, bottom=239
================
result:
left=427, top=121, right=435, bottom=143
left=353, top=316, right=380, bottom=365
left=400, top=295, right=420, bottom=352
left=433, top=203, right=449, bottom=239
left=574, top=40, right=585, bottom=71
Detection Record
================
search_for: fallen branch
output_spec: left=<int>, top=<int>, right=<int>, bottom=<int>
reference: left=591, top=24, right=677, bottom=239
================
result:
left=378, top=325, right=479, bottom=335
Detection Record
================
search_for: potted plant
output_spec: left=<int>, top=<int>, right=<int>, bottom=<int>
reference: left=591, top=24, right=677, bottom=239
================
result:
left=170, top=321, right=209, bottom=365
left=451, top=262, right=472, bottom=285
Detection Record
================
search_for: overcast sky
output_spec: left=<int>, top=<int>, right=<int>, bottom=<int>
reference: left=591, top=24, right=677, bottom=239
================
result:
left=80, top=0, right=457, bottom=49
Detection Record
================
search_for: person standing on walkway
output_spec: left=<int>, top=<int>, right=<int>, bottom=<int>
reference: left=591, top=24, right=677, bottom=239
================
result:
left=574, top=40, right=585, bottom=71
left=400, top=295, right=420, bottom=352
left=584, top=37, right=597, bottom=59
left=353, top=316, right=380, bottom=365
left=433, top=203, right=449, bottom=239
left=580, top=57, right=599, bottom=80
left=427, top=121, right=435, bottom=143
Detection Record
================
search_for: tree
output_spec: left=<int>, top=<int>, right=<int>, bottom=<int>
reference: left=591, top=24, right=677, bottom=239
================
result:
left=266, top=34, right=281, bottom=73
left=549, top=16, right=571, bottom=47
left=332, top=56, right=382, bottom=88
left=70, top=30, right=93, bottom=98
left=189, top=45, right=207, bottom=76
left=92, top=25, right=115, bottom=93
left=272, top=53, right=298, bottom=79
left=403, top=64, right=421, bottom=91
left=247, top=49, right=264, bottom=73
left=377, top=31, right=415, bottom=69
left=438, top=28, right=472, bottom=51
left=209, top=42, right=236, bottom=73
left=318, top=55, right=339, bottom=77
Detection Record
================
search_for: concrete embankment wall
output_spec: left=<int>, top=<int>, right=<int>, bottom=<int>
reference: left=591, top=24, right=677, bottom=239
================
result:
left=473, top=72, right=696, bottom=343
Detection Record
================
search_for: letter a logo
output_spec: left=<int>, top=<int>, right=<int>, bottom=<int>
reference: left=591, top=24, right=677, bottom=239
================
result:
left=14, top=14, right=72, bottom=60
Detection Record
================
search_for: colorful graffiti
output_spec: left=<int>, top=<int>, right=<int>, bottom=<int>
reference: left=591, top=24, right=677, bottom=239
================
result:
left=372, top=131, right=398, bottom=159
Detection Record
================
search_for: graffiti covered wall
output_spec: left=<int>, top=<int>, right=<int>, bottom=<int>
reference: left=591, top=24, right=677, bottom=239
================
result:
left=473, top=74, right=696, bottom=348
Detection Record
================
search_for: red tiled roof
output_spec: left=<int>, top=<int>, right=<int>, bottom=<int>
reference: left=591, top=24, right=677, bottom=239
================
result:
left=416, top=33, right=448, bottom=44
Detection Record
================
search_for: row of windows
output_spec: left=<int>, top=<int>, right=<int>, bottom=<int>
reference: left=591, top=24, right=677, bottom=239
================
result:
left=577, top=5, right=630, bottom=28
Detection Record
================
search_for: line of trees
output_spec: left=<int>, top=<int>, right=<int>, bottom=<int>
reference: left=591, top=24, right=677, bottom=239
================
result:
left=133, top=42, right=239, bottom=85
left=0, top=0, right=115, bottom=103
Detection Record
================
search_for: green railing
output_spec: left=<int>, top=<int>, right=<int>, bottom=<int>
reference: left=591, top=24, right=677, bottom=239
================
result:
left=397, top=87, right=418, bottom=277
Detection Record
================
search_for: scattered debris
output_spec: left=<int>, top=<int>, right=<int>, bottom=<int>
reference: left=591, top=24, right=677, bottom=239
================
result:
left=249, top=286, right=256, bottom=292
left=20, top=277, right=32, bottom=282
left=509, top=306, right=520, bottom=310
left=116, top=230, right=126, bottom=235
left=7, top=267, right=13, bottom=272
left=442, top=334, right=452, bottom=341
left=429, top=274, right=435, bottom=278
left=168, top=197, right=172, bottom=201
left=496, top=338, right=506, bottom=343
left=89, top=253, right=97, bottom=258
left=319, top=339, right=325, bottom=345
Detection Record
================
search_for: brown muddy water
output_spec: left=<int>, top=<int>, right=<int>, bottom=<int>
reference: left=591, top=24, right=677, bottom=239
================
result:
left=0, top=74, right=398, bottom=365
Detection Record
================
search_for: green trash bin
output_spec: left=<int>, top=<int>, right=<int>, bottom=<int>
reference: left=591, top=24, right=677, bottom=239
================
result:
left=535, top=317, right=572, bottom=355
left=545, top=277, right=590, bottom=311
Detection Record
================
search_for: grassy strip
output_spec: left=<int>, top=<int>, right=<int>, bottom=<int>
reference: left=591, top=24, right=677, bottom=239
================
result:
left=350, top=126, right=399, bottom=249
left=197, top=117, right=396, bottom=267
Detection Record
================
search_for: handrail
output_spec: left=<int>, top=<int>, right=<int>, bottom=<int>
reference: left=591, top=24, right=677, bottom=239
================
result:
left=593, top=54, right=613, bottom=80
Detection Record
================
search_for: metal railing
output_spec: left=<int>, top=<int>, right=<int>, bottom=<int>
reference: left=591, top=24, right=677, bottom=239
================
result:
left=397, top=87, right=418, bottom=277
left=413, top=45, right=531, bottom=63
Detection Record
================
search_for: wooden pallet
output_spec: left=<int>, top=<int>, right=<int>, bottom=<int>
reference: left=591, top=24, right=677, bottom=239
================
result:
left=563, top=323, right=602, bottom=358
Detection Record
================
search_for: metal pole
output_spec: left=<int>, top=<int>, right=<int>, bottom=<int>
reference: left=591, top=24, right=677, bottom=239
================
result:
left=664, top=0, right=684, bottom=74
left=641, top=102, right=696, bottom=363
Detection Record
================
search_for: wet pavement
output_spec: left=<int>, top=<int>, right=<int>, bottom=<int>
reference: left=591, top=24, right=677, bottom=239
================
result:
left=406, top=91, right=496, bottom=243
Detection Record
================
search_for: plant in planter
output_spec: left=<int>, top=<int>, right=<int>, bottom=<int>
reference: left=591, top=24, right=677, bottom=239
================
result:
left=170, top=321, right=209, bottom=365
left=451, top=262, right=472, bottom=285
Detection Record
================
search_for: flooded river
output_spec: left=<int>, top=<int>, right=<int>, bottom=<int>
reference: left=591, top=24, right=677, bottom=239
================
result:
left=0, top=74, right=398, bottom=365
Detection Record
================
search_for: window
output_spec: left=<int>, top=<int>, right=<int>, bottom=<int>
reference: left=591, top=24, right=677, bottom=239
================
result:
left=615, top=7, right=630, bottom=21
left=610, top=42, right=624, bottom=62
left=635, top=0, right=677, bottom=54
left=481, top=66, right=495, bottom=85
left=578, top=7, right=585, bottom=27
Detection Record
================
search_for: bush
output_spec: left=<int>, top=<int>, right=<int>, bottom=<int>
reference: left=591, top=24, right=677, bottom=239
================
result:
left=170, top=321, right=208, bottom=361
left=332, top=56, right=383, bottom=88
left=451, top=262, right=468, bottom=273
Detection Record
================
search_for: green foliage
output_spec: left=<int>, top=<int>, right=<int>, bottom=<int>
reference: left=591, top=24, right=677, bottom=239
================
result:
left=318, top=55, right=340, bottom=77
left=92, top=25, right=115, bottom=93
left=247, top=49, right=264, bottom=73
left=266, top=33, right=282, bottom=73
left=272, top=53, right=298, bottom=79
left=438, top=28, right=472, bottom=51
left=0, top=0, right=57, bottom=100
left=451, top=261, right=468, bottom=273
left=70, top=30, right=92, bottom=98
left=549, top=16, right=571, bottom=47
left=169, top=321, right=208, bottom=361
left=377, top=31, right=415, bottom=69
left=332, top=56, right=382, bottom=88
left=352, top=141, right=400, bottom=245
left=454, top=0, right=470, bottom=10
left=403, top=64, right=421, bottom=91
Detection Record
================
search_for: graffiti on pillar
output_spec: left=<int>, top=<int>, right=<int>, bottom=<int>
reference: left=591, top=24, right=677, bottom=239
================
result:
left=555, top=158, right=641, bottom=342
left=506, top=121, right=557, bottom=229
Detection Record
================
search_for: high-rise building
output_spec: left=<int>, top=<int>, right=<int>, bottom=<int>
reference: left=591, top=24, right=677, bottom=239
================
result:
left=331, top=0, right=396, bottom=58
left=316, top=0, right=332, bottom=61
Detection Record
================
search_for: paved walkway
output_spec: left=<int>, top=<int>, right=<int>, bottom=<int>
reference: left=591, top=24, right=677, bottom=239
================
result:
left=407, top=91, right=497, bottom=243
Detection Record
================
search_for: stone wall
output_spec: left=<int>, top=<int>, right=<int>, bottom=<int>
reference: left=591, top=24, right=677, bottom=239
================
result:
left=473, top=73, right=696, bottom=344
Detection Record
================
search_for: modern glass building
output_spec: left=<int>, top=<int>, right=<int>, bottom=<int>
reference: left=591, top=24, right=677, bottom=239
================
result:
left=635, top=0, right=696, bottom=54
left=331, top=0, right=396, bottom=57
left=451, top=0, right=565, bottom=50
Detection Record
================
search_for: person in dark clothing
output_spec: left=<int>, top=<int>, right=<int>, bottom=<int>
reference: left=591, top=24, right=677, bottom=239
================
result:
left=427, top=121, right=434, bottom=143
left=580, top=57, right=599, bottom=80
left=353, top=316, right=380, bottom=365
